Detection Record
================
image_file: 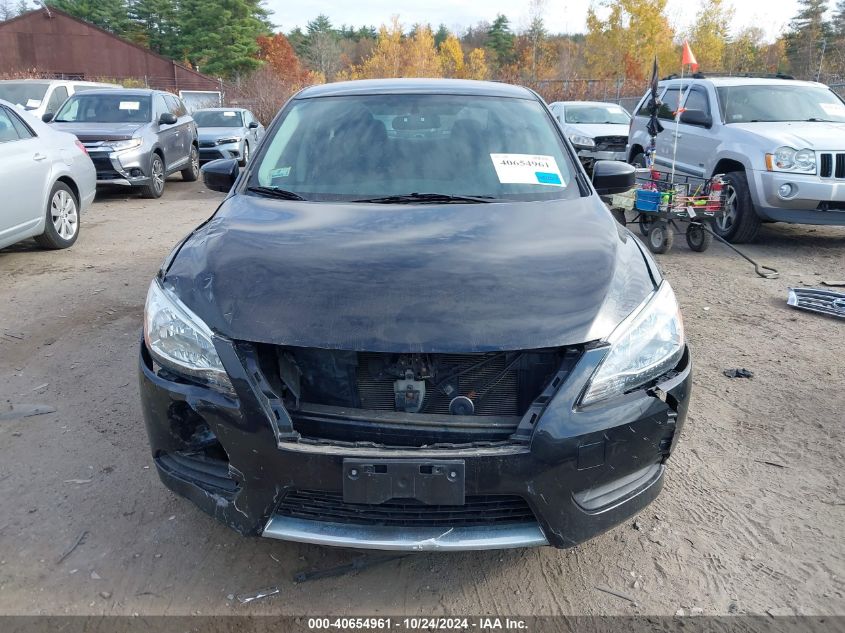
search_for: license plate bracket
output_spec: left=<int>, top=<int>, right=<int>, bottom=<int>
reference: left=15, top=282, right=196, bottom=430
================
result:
left=342, top=459, right=465, bottom=505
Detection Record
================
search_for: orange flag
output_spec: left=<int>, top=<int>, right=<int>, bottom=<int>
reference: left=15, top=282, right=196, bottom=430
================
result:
left=682, top=40, right=699, bottom=72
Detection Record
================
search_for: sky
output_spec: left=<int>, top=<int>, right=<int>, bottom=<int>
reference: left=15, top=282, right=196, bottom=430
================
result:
left=264, top=0, right=801, bottom=43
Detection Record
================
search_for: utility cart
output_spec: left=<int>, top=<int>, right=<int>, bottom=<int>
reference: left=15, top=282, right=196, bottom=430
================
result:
left=610, top=169, right=727, bottom=254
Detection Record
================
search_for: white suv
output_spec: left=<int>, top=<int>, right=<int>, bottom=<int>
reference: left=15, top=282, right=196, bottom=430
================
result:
left=628, top=76, right=845, bottom=242
left=0, top=79, right=120, bottom=122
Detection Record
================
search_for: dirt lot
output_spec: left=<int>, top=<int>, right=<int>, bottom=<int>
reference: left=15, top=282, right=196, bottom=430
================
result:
left=0, top=179, right=843, bottom=617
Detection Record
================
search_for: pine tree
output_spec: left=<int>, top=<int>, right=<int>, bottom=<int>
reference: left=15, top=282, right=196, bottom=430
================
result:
left=785, top=0, right=832, bottom=80
left=486, top=14, right=515, bottom=67
left=50, top=0, right=132, bottom=35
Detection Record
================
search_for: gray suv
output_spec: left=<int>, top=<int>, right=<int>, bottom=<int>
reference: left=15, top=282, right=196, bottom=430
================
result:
left=48, top=89, right=199, bottom=198
left=628, top=76, right=845, bottom=242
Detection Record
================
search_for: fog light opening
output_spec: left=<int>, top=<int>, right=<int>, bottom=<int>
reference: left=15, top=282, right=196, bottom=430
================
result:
left=778, top=183, right=795, bottom=199
left=130, top=168, right=142, bottom=178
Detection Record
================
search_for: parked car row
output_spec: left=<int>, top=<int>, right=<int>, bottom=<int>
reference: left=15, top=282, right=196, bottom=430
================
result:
left=1, top=79, right=263, bottom=251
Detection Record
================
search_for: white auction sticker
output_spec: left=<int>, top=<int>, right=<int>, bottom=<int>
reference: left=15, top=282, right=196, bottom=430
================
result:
left=490, top=153, right=565, bottom=187
left=26, top=98, right=41, bottom=108
left=223, top=111, right=237, bottom=117
left=819, top=102, right=845, bottom=117
left=119, top=101, right=140, bottom=111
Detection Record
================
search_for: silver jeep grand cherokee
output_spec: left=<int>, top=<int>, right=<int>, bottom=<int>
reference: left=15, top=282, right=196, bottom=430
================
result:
left=628, top=76, right=845, bottom=242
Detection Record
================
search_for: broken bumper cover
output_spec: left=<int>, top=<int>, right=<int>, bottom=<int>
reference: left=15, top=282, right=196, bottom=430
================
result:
left=139, top=340, right=691, bottom=550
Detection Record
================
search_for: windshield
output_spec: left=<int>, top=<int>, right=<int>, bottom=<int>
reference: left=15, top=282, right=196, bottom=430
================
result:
left=718, top=85, right=845, bottom=123
left=194, top=110, right=243, bottom=127
left=54, top=94, right=152, bottom=123
left=0, top=82, right=49, bottom=110
left=564, top=104, right=630, bottom=125
left=250, top=94, right=579, bottom=202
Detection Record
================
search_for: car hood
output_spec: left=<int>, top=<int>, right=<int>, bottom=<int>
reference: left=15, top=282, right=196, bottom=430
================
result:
left=164, top=195, right=655, bottom=353
left=565, top=123, right=630, bottom=138
left=730, top=121, right=845, bottom=150
left=198, top=127, right=244, bottom=141
left=49, top=121, right=145, bottom=142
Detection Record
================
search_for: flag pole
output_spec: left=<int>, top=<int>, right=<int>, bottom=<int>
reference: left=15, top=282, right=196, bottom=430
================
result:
left=670, top=63, right=684, bottom=186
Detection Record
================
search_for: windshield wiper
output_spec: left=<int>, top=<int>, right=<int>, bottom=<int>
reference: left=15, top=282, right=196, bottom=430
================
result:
left=353, top=192, right=497, bottom=204
left=246, top=186, right=307, bottom=201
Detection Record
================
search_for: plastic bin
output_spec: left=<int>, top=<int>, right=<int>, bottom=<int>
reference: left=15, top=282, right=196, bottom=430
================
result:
left=635, top=189, right=662, bottom=212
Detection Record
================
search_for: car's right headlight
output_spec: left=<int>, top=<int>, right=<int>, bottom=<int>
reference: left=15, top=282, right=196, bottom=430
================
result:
left=581, top=282, right=685, bottom=405
left=143, top=278, right=234, bottom=395
left=569, top=134, right=596, bottom=149
left=108, top=138, right=143, bottom=152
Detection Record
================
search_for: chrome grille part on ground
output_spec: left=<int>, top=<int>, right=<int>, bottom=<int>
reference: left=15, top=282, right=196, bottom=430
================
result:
left=787, top=287, right=845, bottom=319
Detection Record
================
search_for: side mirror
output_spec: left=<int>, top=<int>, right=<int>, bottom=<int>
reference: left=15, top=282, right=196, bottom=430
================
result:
left=248, top=121, right=259, bottom=129
left=159, top=112, right=178, bottom=125
left=592, top=160, right=636, bottom=195
left=679, top=109, right=712, bottom=128
left=42, top=112, right=54, bottom=123
left=201, top=158, right=240, bottom=193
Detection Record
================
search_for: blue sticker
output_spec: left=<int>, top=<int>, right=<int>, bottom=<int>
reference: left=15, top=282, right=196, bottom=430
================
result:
left=270, top=166, right=291, bottom=178
left=535, top=171, right=561, bottom=185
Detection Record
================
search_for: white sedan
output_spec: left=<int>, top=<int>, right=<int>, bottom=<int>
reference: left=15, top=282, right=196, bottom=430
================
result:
left=0, top=98, right=95, bottom=250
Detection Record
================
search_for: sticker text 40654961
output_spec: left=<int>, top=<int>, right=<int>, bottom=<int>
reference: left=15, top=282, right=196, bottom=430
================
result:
left=489, top=154, right=565, bottom=187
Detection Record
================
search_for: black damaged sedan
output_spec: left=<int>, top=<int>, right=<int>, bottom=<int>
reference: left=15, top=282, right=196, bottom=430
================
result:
left=139, top=79, right=691, bottom=551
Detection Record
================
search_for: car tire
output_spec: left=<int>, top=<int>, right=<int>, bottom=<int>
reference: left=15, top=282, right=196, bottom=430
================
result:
left=714, top=171, right=760, bottom=243
left=646, top=222, right=673, bottom=254
left=685, top=222, right=713, bottom=252
left=35, top=181, right=80, bottom=250
left=181, top=145, right=200, bottom=182
left=631, top=152, right=647, bottom=168
left=140, top=153, right=165, bottom=199
left=239, top=142, right=250, bottom=167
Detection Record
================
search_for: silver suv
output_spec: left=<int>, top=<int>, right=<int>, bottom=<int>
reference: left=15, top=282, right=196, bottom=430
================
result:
left=47, top=89, right=199, bottom=199
left=628, top=76, right=845, bottom=242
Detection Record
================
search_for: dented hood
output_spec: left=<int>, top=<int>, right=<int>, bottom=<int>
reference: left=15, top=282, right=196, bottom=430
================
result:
left=164, top=195, right=655, bottom=352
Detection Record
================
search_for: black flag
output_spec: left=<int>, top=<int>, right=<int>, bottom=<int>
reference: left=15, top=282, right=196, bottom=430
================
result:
left=646, top=57, right=664, bottom=138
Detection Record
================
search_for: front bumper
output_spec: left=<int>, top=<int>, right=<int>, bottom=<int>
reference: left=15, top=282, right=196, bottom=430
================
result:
left=199, top=142, right=241, bottom=163
left=139, top=339, right=691, bottom=550
left=88, top=148, right=152, bottom=187
left=750, top=169, right=845, bottom=224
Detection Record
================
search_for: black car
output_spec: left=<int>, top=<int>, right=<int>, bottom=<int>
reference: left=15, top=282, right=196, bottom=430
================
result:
left=48, top=89, right=199, bottom=198
left=139, top=79, right=691, bottom=551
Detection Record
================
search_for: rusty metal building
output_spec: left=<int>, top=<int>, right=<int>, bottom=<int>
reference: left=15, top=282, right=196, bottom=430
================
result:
left=0, top=6, right=220, bottom=92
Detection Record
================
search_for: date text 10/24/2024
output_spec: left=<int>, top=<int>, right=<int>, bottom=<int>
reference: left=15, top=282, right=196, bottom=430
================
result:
left=307, top=617, right=528, bottom=630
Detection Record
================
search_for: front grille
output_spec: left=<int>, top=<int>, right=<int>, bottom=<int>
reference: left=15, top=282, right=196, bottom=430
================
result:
left=199, top=141, right=216, bottom=148
left=819, top=152, right=845, bottom=179
left=265, top=346, right=570, bottom=447
left=787, top=287, right=845, bottom=318
left=199, top=149, right=224, bottom=160
left=594, top=135, right=627, bottom=152
left=276, top=490, right=535, bottom=527
left=356, top=352, right=518, bottom=416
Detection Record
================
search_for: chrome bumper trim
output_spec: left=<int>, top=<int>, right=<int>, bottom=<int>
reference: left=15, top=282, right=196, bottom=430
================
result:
left=262, top=516, right=548, bottom=551
left=97, top=178, right=132, bottom=186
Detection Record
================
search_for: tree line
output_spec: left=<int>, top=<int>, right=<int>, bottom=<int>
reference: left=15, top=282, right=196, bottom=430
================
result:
left=3, top=0, right=845, bottom=89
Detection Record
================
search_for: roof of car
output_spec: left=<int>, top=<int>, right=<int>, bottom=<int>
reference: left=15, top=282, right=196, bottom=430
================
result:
left=551, top=100, right=625, bottom=107
left=660, top=76, right=827, bottom=89
left=66, top=88, right=161, bottom=97
left=297, top=78, right=536, bottom=100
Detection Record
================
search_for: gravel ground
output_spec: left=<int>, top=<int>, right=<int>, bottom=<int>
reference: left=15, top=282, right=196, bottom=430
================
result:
left=0, top=180, right=843, bottom=617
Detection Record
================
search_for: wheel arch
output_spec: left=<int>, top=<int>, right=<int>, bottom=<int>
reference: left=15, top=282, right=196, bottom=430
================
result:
left=712, top=158, right=746, bottom=176
left=628, top=144, right=645, bottom=163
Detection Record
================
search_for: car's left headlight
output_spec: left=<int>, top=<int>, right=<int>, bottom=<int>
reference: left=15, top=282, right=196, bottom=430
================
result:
left=569, top=134, right=596, bottom=149
left=108, top=138, right=143, bottom=152
left=581, top=282, right=685, bottom=405
left=144, top=278, right=234, bottom=395
left=216, top=137, right=241, bottom=145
